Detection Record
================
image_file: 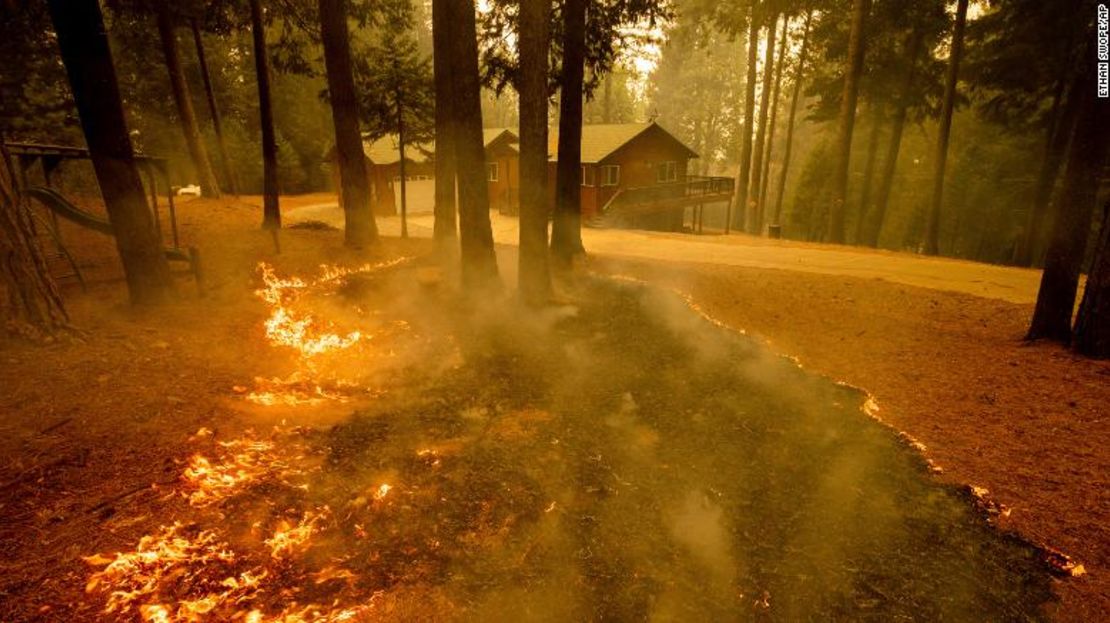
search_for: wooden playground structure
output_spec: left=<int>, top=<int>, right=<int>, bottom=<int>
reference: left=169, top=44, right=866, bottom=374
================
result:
left=5, top=142, right=201, bottom=289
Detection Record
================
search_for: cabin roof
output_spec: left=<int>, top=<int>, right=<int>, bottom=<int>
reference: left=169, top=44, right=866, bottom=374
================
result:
left=362, top=136, right=434, bottom=165
left=359, top=128, right=518, bottom=165
left=347, top=123, right=696, bottom=166
left=548, top=122, right=698, bottom=163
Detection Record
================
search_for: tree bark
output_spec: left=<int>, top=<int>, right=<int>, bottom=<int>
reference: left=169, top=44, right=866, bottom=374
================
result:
left=550, top=0, right=587, bottom=267
left=771, top=9, right=812, bottom=229
left=1013, top=77, right=1080, bottom=267
left=731, top=3, right=760, bottom=233
left=749, top=11, right=778, bottom=234
left=190, top=19, right=238, bottom=196
left=859, top=28, right=922, bottom=248
left=250, top=0, right=281, bottom=230
left=1074, top=201, right=1110, bottom=357
left=1028, top=52, right=1109, bottom=343
left=517, top=0, right=553, bottom=304
left=603, top=74, right=613, bottom=123
left=852, top=105, right=883, bottom=243
left=319, top=0, right=378, bottom=248
left=444, top=0, right=498, bottom=286
left=431, top=0, right=457, bottom=244
left=154, top=2, right=221, bottom=199
left=46, top=0, right=172, bottom=305
left=757, top=15, right=789, bottom=229
left=923, top=0, right=968, bottom=256
left=828, top=0, right=870, bottom=244
left=398, top=95, right=409, bottom=239
left=0, top=144, right=69, bottom=338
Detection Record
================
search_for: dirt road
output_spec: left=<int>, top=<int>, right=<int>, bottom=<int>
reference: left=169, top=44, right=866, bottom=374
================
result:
left=287, top=204, right=1044, bottom=304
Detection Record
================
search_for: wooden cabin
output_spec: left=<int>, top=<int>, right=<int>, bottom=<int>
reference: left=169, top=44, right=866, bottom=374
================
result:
left=328, top=122, right=728, bottom=231
left=548, top=122, right=694, bottom=218
left=547, top=122, right=731, bottom=231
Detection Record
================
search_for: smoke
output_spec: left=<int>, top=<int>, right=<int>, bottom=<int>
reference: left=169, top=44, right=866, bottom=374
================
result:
left=75, top=253, right=1054, bottom=620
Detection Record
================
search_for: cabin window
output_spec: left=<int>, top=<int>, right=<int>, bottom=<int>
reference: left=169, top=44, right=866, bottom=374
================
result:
left=486, top=162, right=499, bottom=182
left=600, top=165, right=621, bottom=187
left=657, top=161, right=678, bottom=183
left=581, top=165, right=596, bottom=187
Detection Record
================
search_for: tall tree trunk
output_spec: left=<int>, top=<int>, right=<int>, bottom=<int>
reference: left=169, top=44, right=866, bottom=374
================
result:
left=250, top=0, right=281, bottom=230
left=517, top=0, right=553, bottom=304
left=1013, top=77, right=1080, bottom=267
left=852, top=106, right=883, bottom=243
left=190, top=19, right=238, bottom=196
left=318, top=0, right=378, bottom=248
left=771, top=9, right=812, bottom=229
left=731, top=3, right=760, bottom=233
left=828, top=0, right=870, bottom=244
left=444, top=0, right=498, bottom=286
left=398, top=95, right=409, bottom=239
left=46, top=0, right=172, bottom=305
left=923, top=0, right=968, bottom=256
left=860, top=28, right=922, bottom=248
left=550, top=0, right=587, bottom=267
left=1, top=144, right=69, bottom=338
left=154, top=2, right=221, bottom=198
left=703, top=114, right=719, bottom=177
left=431, top=0, right=457, bottom=244
left=749, top=11, right=778, bottom=234
left=1027, top=51, right=1109, bottom=343
left=1074, top=201, right=1110, bottom=357
left=603, top=74, right=613, bottom=124
left=757, top=15, right=789, bottom=227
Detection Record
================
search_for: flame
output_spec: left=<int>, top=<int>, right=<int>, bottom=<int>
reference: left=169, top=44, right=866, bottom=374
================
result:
left=373, top=484, right=392, bottom=500
left=245, top=260, right=410, bottom=406
left=256, top=263, right=362, bottom=359
left=265, top=509, right=329, bottom=559
left=182, top=439, right=277, bottom=506
left=82, top=434, right=383, bottom=622
left=83, top=523, right=238, bottom=616
left=246, top=375, right=349, bottom=407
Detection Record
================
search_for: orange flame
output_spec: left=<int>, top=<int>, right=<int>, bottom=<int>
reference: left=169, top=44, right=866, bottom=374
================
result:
left=245, top=259, right=410, bottom=406
left=265, top=508, right=329, bottom=559
left=182, top=439, right=277, bottom=506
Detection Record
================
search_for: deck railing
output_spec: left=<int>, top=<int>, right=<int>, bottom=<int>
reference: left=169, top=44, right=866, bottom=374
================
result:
left=600, top=175, right=734, bottom=216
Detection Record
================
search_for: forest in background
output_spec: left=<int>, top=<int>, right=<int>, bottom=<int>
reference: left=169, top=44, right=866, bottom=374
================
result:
left=2, top=0, right=1108, bottom=357
left=1, top=1, right=1100, bottom=268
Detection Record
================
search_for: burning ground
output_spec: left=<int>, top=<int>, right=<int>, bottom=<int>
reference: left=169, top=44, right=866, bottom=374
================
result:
left=5, top=243, right=1062, bottom=621
left=0, top=196, right=1098, bottom=620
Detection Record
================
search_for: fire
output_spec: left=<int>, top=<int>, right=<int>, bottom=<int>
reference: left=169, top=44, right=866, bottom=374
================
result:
left=245, top=260, right=410, bottom=406
left=82, top=443, right=377, bottom=622
left=83, top=523, right=238, bottom=617
left=243, top=604, right=373, bottom=622
left=182, top=438, right=278, bottom=506
left=265, top=508, right=329, bottom=559
left=256, top=263, right=362, bottom=359
left=373, top=483, right=392, bottom=500
left=245, top=375, right=349, bottom=407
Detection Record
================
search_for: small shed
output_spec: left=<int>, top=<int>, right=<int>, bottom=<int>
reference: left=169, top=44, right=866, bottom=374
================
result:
left=483, top=128, right=520, bottom=214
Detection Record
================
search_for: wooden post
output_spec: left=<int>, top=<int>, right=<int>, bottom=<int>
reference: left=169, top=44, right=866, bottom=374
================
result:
left=398, top=95, right=408, bottom=239
left=145, top=164, right=162, bottom=241
left=42, top=156, right=62, bottom=240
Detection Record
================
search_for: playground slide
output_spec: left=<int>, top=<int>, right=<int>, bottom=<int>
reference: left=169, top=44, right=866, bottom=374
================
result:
left=26, top=186, right=191, bottom=263
left=27, top=186, right=114, bottom=235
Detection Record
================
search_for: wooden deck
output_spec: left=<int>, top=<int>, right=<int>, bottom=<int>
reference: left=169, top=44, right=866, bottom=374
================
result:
left=588, top=175, right=734, bottom=229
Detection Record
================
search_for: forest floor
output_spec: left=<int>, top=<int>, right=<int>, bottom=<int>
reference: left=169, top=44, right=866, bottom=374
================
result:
left=0, top=193, right=1106, bottom=621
